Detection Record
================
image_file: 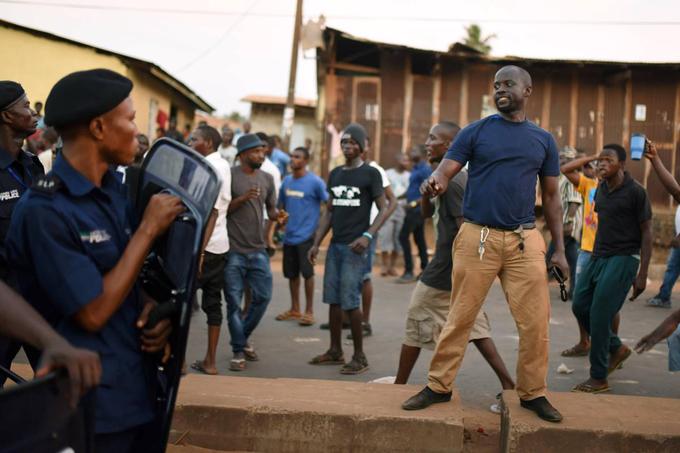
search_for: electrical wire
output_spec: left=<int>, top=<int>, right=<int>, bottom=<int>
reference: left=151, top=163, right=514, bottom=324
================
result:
left=2, top=0, right=680, bottom=26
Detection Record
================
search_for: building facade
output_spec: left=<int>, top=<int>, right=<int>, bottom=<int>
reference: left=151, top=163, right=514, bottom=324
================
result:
left=0, top=19, right=213, bottom=139
left=317, top=28, right=680, bottom=212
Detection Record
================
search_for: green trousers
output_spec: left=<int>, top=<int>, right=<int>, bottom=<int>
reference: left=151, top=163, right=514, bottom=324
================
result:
left=572, top=255, right=638, bottom=380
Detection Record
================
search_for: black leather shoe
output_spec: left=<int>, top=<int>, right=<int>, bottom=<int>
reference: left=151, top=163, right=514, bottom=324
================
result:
left=520, top=396, right=563, bottom=423
left=402, top=387, right=452, bottom=411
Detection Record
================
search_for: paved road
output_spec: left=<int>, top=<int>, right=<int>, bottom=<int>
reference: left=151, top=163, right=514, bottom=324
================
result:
left=184, top=257, right=680, bottom=411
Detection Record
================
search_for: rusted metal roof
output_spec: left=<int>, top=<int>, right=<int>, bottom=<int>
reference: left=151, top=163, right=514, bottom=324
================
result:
left=241, top=94, right=317, bottom=108
left=327, top=27, right=680, bottom=68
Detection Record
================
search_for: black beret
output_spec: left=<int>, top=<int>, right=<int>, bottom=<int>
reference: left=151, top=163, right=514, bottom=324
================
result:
left=45, top=69, right=133, bottom=128
left=0, top=81, right=26, bottom=111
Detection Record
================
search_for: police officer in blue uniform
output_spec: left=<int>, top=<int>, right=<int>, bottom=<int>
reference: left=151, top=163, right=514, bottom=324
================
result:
left=0, top=81, right=45, bottom=385
left=7, top=69, right=184, bottom=452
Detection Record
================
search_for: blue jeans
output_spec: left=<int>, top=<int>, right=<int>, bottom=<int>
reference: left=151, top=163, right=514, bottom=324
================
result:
left=658, top=247, right=680, bottom=301
left=224, top=250, right=272, bottom=353
left=323, top=243, right=368, bottom=311
left=575, top=250, right=592, bottom=288
left=362, top=238, right=376, bottom=282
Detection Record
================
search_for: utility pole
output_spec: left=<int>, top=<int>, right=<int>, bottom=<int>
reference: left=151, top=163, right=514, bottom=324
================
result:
left=282, top=0, right=303, bottom=151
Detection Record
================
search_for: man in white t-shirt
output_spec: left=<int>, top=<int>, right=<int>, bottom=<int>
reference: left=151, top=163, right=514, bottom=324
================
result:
left=353, top=141, right=396, bottom=338
left=187, top=125, right=232, bottom=375
left=380, top=154, right=411, bottom=276
left=218, top=126, right=238, bottom=166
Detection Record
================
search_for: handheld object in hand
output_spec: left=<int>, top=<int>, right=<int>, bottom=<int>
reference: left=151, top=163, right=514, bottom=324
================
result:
left=630, top=133, right=646, bottom=161
left=550, top=266, right=569, bottom=302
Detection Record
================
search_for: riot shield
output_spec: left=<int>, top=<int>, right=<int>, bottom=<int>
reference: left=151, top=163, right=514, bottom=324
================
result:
left=0, top=370, right=95, bottom=453
left=133, top=138, right=221, bottom=452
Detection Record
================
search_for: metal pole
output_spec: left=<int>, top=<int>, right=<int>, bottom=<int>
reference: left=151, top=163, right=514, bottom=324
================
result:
left=282, top=0, right=303, bottom=151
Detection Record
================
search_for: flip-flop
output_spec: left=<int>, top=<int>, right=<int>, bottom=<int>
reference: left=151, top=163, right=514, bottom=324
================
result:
left=190, top=360, right=218, bottom=375
left=560, top=345, right=590, bottom=357
left=275, top=310, right=302, bottom=321
left=571, top=382, right=610, bottom=394
left=608, top=346, right=632, bottom=375
left=309, top=351, right=345, bottom=365
left=299, top=313, right=315, bottom=326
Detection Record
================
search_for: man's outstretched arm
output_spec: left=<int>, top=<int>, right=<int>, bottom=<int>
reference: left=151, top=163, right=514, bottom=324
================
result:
left=0, top=280, right=101, bottom=405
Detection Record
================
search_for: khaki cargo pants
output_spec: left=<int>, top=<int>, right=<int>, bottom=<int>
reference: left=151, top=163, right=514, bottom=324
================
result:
left=427, top=222, right=550, bottom=401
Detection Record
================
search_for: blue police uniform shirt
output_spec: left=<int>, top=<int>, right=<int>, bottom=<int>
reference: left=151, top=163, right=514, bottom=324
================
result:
left=444, top=114, right=560, bottom=229
left=406, top=161, right=432, bottom=203
left=0, top=147, right=43, bottom=281
left=6, top=153, right=155, bottom=434
left=278, top=171, right=328, bottom=245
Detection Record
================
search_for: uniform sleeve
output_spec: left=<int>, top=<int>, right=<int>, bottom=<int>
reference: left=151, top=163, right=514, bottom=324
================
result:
left=16, top=204, right=103, bottom=318
left=444, top=125, right=475, bottom=165
left=540, top=135, right=561, bottom=177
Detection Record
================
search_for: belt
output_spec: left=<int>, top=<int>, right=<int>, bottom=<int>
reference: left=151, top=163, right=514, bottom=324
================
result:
left=464, top=219, right=536, bottom=231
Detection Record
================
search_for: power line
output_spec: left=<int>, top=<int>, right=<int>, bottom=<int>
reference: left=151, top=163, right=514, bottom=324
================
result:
left=175, top=0, right=261, bottom=74
left=3, top=0, right=680, bottom=26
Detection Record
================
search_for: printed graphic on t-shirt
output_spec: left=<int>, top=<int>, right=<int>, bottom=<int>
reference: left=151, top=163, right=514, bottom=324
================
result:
left=285, top=188, right=305, bottom=198
left=585, top=187, right=598, bottom=230
left=331, top=185, right=361, bottom=207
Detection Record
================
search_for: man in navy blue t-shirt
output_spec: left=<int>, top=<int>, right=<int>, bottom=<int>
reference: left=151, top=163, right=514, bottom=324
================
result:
left=275, top=146, right=328, bottom=326
left=402, top=65, right=568, bottom=423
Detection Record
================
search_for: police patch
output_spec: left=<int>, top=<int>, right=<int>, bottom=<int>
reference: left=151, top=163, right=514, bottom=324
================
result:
left=80, top=229, right=112, bottom=244
left=32, top=174, right=62, bottom=195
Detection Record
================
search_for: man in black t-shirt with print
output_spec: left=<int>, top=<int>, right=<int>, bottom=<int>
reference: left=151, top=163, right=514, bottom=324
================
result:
left=308, top=123, right=388, bottom=375
left=571, top=144, right=652, bottom=394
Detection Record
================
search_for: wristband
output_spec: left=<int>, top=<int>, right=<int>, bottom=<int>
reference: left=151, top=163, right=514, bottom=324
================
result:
left=362, top=232, right=373, bottom=241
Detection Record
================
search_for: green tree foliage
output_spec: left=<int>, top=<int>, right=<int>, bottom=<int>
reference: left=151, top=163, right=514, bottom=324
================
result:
left=463, top=24, right=496, bottom=55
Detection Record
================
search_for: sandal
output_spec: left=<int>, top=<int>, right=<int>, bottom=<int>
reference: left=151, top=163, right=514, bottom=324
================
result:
left=608, top=345, right=632, bottom=375
left=190, top=360, right=218, bottom=376
left=229, top=358, right=246, bottom=372
left=244, top=344, right=259, bottom=362
left=276, top=310, right=302, bottom=321
left=571, top=382, right=610, bottom=394
left=560, top=344, right=590, bottom=357
left=299, top=313, right=315, bottom=326
left=309, top=350, right=345, bottom=365
left=340, top=355, right=369, bottom=375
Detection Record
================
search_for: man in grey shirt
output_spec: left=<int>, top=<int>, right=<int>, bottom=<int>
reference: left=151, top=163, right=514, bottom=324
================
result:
left=225, top=134, right=277, bottom=371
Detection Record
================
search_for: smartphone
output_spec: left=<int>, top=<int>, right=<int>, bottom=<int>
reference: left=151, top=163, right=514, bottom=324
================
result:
left=630, top=133, right=646, bottom=161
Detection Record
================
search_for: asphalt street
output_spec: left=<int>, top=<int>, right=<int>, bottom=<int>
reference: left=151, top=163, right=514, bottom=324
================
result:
left=184, top=257, right=680, bottom=411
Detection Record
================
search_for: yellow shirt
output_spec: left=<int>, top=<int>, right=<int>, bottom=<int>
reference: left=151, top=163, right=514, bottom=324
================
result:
left=577, top=174, right=599, bottom=252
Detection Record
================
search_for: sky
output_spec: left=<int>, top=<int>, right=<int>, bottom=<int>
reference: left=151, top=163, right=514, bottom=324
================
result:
left=3, top=0, right=680, bottom=116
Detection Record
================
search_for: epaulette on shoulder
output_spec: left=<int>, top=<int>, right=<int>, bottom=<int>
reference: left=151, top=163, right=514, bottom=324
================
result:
left=32, top=174, right=62, bottom=196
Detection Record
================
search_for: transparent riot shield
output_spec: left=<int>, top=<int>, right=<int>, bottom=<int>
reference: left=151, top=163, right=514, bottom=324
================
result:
left=133, top=138, right=221, bottom=452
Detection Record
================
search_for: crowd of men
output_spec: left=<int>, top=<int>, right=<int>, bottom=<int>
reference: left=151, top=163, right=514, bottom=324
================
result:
left=1, top=63, right=680, bottom=450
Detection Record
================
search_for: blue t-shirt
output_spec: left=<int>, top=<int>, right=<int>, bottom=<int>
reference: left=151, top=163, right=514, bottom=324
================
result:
left=271, top=148, right=291, bottom=178
left=406, top=161, right=432, bottom=202
left=278, top=172, right=328, bottom=245
left=445, top=114, right=560, bottom=228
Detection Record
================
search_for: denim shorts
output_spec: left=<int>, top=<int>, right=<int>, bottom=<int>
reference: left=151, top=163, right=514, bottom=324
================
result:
left=362, top=238, right=377, bottom=282
left=323, top=243, right=368, bottom=310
